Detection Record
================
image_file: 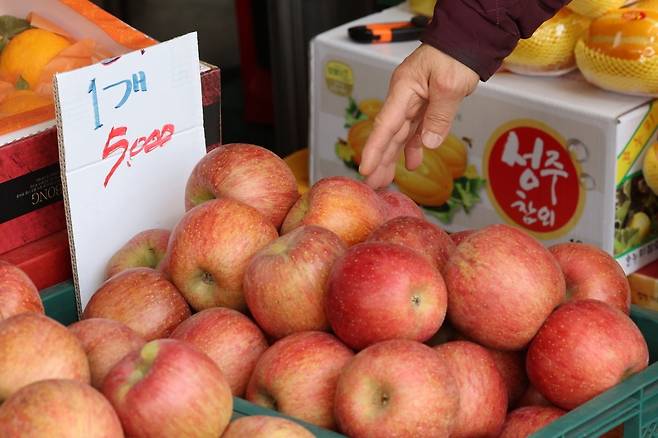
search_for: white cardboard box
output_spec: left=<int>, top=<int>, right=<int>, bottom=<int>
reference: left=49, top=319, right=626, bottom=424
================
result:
left=309, top=5, right=658, bottom=274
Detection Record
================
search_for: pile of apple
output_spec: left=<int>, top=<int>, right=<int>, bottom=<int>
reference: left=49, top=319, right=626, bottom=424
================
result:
left=0, top=143, right=650, bottom=438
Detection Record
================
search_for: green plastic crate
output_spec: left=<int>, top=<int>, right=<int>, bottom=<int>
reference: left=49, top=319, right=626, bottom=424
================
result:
left=532, top=305, right=658, bottom=438
left=231, top=398, right=344, bottom=437
left=41, top=281, right=658, bottom=437
left=42, top=281, right=79, bottom=325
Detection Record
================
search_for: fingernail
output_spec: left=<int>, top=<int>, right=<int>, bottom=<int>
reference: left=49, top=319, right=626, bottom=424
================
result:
left=422, top=131, right=443, bottom=149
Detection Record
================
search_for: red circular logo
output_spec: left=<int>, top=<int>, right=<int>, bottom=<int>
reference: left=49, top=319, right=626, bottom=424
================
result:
left=487, top=125, right=580, bottom=234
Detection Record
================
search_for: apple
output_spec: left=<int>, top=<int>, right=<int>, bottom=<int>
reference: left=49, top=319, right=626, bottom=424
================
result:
left=246, top=331, right=353, bottom=429
left=170, top=307, right=268, bottom=396
left=103, top=339, right=233, bottom=438
left=0, top=313, right=90, bottom=401
left=165, top=197, right=278, bottom=311
left=0, top=379, right=123, bottom=437
left=105, top=228, right=170, bottom=279
left=451, top=330, right=528, bottom=406
left=221, top=416, right=314, bottom=438
left=549, top=242, right=631, bottom=314
left=281, top=176, right=385, bottom=246
left=444, top=224, right=565, bottom=350
left=326, top=241, right=447, bottom=350
left=450, top=229, right=476, bottom=245
left=367, top=216, right=455, bottom=272
left=185, top=143, right=299, bottom=228
left=244, top=225, right=346, bottom=338
left=334, top=339, right=459, bottom=438
left=516, top=385, right=552, bottom=408
left=527, top=299, right=649, bottom=410
left=488, top=348, right=528, bottom=407
left=0, top=260, right=43, bottom=320
left=434, top=341, right=508, bottom=437
left=68, top=318, right=145, bottom=389
left=499, top=406, right=565, bottom=438
left=83, top=267, right=191, bottom=341
left=376, top=189, right=424, bottom=221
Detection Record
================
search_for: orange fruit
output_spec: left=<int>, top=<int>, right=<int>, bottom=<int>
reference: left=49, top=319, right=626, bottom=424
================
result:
left=0, top=90, right=51, bottom=117
left=0, top=29, right=71, bottom=88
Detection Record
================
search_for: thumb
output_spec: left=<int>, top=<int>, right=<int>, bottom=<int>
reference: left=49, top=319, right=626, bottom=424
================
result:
left=420, top=91, right=461, bottom=149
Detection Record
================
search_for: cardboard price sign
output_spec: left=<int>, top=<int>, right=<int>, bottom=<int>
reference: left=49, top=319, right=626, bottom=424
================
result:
left=54, top=32, right=206, bottom=312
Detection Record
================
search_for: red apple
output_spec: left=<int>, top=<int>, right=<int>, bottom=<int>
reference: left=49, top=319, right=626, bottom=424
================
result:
left=450, top=229, right=476, bottom=245
left=222, top=416, right=314, bottom=438
left=68, top=318, right=145, bottom=389
left=170, top=307, right=268, bottom=396
left=376, top=189, right=424, bottom=221
left=185, top=143, right=299, bottom=228
left=281, top=176, right=385, bottom=246
left=434, top=341, right=508, bottom=437
left=516, top=385, right=553, bottom=408
left=103, top=339, right=233, bottom=438
left=0, top=260, right=43, bottom=320
left=452, top=330, right=528, bottom=406
left=444, top=224, right=565, bottom=350
left=0, top=313, right=90, bottom=401
left=499, top=406, right=565, bottom=438
left=246, top=331, right=353, bottom=429
left=244, top=225, right=346, bottom=338
left=165, top=198, right=278, bottom=311
left=335, top=339, right=459, bottom=437
left=326, top=242, right=447, bottom=350
left=527, top=299, right=648, bottom=410
left=0, top=379, right=123, bottom=437
left=367, top=216, right=455, bottom=272
left=549, top=242, right=631, bottom=314
left=105, top=228, right=170, bottom=279
left=488, top=348, right=528, bottom=407
left=83, top=267, right=190, bottom=341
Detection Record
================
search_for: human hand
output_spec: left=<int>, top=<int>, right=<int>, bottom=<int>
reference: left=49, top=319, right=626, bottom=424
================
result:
left=358, top=44, right=479, bottom=188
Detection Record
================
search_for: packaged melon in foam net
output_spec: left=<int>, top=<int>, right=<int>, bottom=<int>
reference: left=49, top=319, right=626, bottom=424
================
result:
left=575, top=8, right=658, bottom=97
left=503, top=9, right=591, bottom=76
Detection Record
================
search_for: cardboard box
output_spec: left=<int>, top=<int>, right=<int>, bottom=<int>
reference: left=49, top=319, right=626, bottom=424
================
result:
left=0, top=230, right=71, bottom=290
left=629, top=260, right=658, bottom=312
left=310, top=5, right=658, bottom=274
left=0, top=0, right=221, bottom=254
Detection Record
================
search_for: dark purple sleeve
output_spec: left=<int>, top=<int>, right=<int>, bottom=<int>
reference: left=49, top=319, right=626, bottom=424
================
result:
left=420, top=0, right=572, bottom=81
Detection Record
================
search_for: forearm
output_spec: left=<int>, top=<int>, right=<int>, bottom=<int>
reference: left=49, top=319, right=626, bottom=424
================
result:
left=420, top=0, right=572, bottom=80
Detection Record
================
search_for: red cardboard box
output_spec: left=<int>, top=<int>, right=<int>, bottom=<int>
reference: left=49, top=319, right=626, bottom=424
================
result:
left=0, top=0, right=221, bottom=254
left=0, top=230, right=71, bottom=290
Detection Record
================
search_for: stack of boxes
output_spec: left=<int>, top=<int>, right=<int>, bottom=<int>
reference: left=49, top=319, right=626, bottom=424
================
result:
left=0, top=0, right=220, bottom=290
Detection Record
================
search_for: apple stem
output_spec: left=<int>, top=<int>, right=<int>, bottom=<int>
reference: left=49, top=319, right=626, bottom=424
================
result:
left=380, top=392, right=390, bottom=407
left=200, top=271, right=214, bottom=285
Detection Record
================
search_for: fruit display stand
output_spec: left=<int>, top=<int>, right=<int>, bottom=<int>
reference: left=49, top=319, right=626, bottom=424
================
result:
left=41, top=279, right=658, bottom=437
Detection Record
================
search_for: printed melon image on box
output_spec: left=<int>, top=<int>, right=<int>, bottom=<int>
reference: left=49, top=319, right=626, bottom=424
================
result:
left=334, top=95, right=486, bottom=224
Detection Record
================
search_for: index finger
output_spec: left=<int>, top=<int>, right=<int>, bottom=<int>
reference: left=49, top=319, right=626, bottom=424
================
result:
left=358, top=84, right=414, bottom=176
